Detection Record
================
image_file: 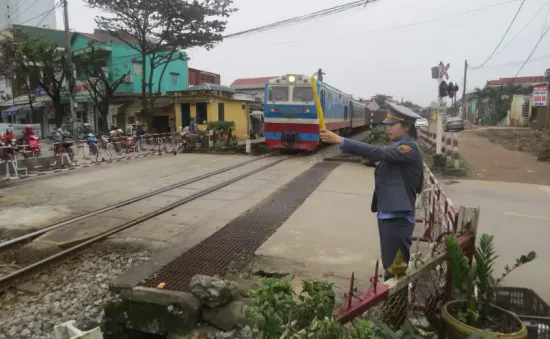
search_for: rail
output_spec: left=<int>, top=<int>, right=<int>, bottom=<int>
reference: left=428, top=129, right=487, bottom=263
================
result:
left=0, top=155, right=293, bottom=292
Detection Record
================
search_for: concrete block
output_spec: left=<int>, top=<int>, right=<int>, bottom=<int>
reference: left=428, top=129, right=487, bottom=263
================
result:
left=104, top=287, right=201, bottom=336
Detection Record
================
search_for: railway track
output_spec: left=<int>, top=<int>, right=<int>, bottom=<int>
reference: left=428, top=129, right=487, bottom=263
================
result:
left=0, top=154, right=294, bottom=292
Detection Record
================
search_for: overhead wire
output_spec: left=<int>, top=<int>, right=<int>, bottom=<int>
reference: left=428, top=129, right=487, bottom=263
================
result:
left=513, top=26, right=550, bottom=76
left=223, top=0, right=378, bottom=39
left=491, top=0, right=550, bottom=59
left=470, top=0, right=527, bottom=69
left=219, top=0, right=520, bottom=48
left=18, top=2, right=61, bottom=26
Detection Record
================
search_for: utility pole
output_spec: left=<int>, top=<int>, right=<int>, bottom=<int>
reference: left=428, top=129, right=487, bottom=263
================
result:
left=62, top=0, right=76, bottom=132
left=545, top=68, right=550, bottom=129
left=461, top=60, right=468, bottom=121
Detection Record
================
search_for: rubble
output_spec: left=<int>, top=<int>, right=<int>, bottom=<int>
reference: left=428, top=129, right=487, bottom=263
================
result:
left=477, top=128, right=550, bottom=161
left=190, top=275, right=239, bottom=308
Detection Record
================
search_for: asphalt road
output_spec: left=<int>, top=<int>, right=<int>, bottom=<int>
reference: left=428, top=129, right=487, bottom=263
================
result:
left=441, top=179, right=550, bottom=303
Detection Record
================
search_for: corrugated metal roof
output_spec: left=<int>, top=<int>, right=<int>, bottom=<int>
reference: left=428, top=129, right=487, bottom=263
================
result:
left=487, top=76, right=545, bottom=86
left=183, top=83, right=235, bottom=94
left=77, top=32, right=109, bottom=43
left=231, top=76, right=277, bottom=87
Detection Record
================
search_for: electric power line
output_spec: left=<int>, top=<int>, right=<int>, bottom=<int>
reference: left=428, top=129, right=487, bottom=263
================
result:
left=470, top=0, right=527, bottom=69
left=7, top=0, right=40, bottom=23
left=223, top=0, right=378, bottom=39
left=471, top=53, right=550, bottom=69
left=18, top=2, right=61, bottom=26
left=513, top=26, right=550, bottom=77
left=492, top=0, right=550, bottom=59
left=219, top=0, right=520, bottom=48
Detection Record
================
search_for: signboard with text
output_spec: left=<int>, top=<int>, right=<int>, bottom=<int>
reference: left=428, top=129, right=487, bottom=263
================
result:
left=532, top=85, right=547, bottom=107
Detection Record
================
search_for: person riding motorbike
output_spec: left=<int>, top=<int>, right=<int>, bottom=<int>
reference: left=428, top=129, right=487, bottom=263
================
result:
left=83, top=123, right=93, bottom=136
left=1, top=127, right=18, bottom=158
left=55, top=125, right=72, bottom=142
left=23, top=125, right=36, bottom=141
left=1, top=127, right=16, bottom=143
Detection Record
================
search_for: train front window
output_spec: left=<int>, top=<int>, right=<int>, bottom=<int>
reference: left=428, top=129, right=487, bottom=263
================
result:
left=293, top=87, right=313, bottom=102
left=269, top=87, right=289, bottom=102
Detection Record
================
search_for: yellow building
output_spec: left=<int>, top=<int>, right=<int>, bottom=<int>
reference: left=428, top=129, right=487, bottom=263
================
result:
left=168, top=84, right=257, bottom=141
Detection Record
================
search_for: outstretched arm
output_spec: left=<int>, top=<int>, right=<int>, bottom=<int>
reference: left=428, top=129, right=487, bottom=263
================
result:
left=340, top=138, right=419, bottom=163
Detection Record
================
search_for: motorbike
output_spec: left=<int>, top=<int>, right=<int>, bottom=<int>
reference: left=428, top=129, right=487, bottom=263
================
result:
left=54, top=136, right=75, bottom=156
left=0, top=137, right=19, bottom=161
left=86, top=133, right=98, bottom=156
left=19, top=135, right=41, bottom=158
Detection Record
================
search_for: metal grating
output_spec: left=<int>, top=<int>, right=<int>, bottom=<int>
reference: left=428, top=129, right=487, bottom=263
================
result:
left=142, top=162, right=340, bottom=291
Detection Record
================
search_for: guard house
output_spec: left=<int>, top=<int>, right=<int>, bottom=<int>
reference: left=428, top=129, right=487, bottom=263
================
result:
left=168, top=84, right=257, bottom=141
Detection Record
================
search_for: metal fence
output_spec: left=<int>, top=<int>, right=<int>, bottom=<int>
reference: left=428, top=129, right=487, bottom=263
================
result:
left=335, top=164, right=479, bottom=336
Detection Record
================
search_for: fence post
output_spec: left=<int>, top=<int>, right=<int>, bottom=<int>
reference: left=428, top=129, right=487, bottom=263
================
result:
left=457, top=206, right=480, bottom=261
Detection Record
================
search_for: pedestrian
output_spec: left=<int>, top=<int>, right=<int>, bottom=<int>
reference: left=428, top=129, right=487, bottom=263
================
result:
left=320, top=102, right=424, bottom=280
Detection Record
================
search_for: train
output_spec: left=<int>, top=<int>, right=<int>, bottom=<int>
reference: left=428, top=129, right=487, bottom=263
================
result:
left=263, top=74, right=386, bottom=151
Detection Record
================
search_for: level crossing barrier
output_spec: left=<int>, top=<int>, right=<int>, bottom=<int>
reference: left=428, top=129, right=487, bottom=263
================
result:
left=335, top=162, right=478, bottom=336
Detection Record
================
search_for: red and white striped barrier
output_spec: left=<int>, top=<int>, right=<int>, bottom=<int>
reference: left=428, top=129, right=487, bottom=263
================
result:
left=419, top=127, right=461, bottom=169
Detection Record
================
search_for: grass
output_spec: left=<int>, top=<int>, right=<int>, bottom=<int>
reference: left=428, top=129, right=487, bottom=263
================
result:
left=421, top=147, right=469, bottom=177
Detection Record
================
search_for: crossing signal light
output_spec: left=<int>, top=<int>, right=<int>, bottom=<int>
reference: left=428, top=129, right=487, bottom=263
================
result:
left=447, top=82, right=459, bottom=98
left=439, top=81, right=448, bottom=98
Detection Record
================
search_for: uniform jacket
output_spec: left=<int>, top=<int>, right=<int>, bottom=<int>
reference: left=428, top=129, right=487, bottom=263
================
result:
left=341, top=137, right=423, bottom=214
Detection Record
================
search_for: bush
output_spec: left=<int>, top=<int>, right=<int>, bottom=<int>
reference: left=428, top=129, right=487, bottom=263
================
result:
left=245, top=278, right=423, bottom=339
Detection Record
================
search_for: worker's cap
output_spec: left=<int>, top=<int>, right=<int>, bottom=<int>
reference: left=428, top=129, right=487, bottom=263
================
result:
left=383, top=102, right=422, bottom=125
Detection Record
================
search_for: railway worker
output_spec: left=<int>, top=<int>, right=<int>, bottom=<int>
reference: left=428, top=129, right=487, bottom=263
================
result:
left=319, top=102, right=423, bottom=281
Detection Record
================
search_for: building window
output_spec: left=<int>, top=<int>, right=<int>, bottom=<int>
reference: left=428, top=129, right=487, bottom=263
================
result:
left=218, top=103, right=225, bottom=121
left=132, top=62, right=142, bottom=76
left=171, top=73, right=179, bottom=85
left=196, top=102, right=208, bottom=124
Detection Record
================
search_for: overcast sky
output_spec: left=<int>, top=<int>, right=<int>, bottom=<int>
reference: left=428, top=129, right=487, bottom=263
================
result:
left=56, top=0, right=550, bottom=106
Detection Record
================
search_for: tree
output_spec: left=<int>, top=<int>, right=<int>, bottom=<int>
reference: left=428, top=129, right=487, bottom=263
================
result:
left=0, top=29, right=68, bottom=127
left=73, top=43, right=128, bottom=134
left=470, top=85, right=532, bottom=123
left=373, top=94, right=390, bottom=109
left=84, top=0, right=236, bottom=129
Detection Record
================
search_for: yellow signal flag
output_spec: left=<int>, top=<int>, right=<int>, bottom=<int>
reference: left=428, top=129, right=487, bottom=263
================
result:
left=311, top=75, right=326, bottom=130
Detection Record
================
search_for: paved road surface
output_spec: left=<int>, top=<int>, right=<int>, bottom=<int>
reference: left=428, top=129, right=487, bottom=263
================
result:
left=442, top=179, right=550, bottom=302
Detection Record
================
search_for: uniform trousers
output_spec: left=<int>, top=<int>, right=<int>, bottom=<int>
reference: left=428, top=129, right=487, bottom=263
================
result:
left=377, top=217, right=415, bottom=280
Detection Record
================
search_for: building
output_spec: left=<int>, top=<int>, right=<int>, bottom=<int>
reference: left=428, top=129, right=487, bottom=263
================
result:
left=188, top=68, right=220, bottom=86
left=230, top=77, right=276, bottom=101
left=0, top=0, right=57, bottom=30
left=72, top=30, right=189, bottom=133
left=169, top=83, right=256, bottom=141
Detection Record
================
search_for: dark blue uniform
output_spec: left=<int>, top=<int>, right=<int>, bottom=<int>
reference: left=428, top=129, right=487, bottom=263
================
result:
left=339, top=102, right=423, bottom=280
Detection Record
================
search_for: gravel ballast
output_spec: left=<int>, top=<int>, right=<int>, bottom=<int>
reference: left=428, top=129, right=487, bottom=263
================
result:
left=0, top=245, right=154, bottom=339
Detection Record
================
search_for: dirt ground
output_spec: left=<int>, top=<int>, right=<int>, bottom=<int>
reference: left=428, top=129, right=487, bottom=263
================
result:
left=456, top=128, right=550, bottom=185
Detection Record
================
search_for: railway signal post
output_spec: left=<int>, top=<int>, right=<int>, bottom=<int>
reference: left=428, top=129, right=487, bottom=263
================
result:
left=431, top=62, right=449, bottom=166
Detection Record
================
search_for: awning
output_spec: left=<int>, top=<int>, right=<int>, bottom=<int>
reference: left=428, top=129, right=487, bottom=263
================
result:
left=1, top=103, right=44, bottom=117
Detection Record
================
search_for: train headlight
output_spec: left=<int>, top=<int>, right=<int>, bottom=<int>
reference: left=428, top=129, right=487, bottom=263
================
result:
left=288, top=75, right=296, bottom=83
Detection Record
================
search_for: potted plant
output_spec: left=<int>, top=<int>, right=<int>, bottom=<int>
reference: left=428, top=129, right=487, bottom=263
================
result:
left=442, top=234, right=536, bottom=339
